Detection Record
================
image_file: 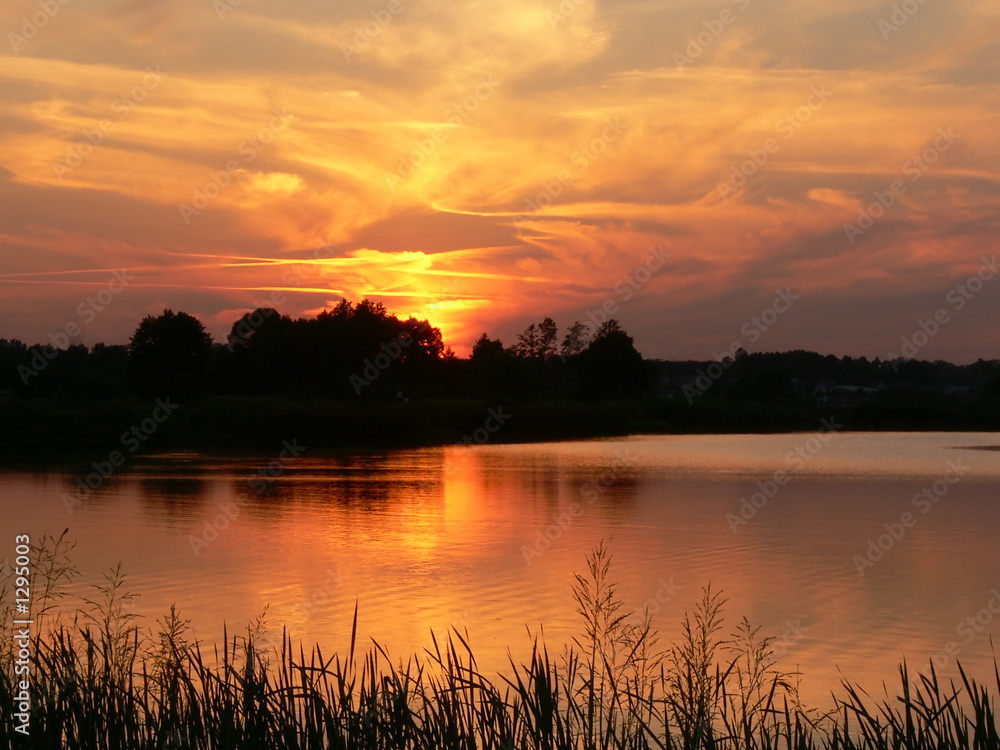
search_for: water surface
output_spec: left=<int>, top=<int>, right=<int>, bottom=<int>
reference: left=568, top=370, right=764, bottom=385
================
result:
left=3, top=431, right=999, bottom=709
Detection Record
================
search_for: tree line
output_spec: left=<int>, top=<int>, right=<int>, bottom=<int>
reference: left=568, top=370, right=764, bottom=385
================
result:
left=0, top=300, right=997, bottom=405
left=0, top=301, right=653, bottom=402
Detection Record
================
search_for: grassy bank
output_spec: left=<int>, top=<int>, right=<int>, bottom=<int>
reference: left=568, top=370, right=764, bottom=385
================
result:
left=2, top=535, right=998, bottom=749
left=2, top=393, right=999, bottom=463
left=0, top=396, right=634, bottom=461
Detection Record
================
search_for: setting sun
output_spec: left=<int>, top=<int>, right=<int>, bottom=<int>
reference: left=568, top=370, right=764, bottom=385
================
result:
left=2, top=0, right=997, bottom=360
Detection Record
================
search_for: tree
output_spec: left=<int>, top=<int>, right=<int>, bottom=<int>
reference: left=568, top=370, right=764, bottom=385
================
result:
left=512, top=324, right=539, bottom=358
left=561, top=321, right=591, bottom=358
left=219, top=309, right=296, bottom=395
left=593, top=319, right=623, bottom=337
left=226, top=307, right=278, bottom=351
left=471, top=333, right=505, bottom=362
left=575, top=319, right=653, bottom=399
left=512, top=317, right=558, bottom=359
left=537, top=317, right=558, bottom=359
left=128, top=310, right=213, bottom=398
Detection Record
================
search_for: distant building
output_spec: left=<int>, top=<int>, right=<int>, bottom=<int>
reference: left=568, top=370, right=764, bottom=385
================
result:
left=943, top=385, right=972, bottom=398
left=814, top=382, right=881, bottom=406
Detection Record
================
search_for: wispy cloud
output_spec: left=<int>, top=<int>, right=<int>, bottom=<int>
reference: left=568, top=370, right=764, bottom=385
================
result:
left=0, top=0, right=997, bottom=358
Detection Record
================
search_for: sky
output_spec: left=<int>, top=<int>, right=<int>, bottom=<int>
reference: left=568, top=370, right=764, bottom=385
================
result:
left=0, top=0, right=997, bottom=361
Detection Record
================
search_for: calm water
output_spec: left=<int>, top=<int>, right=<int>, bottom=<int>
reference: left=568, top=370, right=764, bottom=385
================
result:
left=3, top=431, right=1000, bottom=708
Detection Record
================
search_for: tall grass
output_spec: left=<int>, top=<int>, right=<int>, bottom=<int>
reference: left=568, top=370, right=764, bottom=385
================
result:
left=1, top=538, right=998, bottom=749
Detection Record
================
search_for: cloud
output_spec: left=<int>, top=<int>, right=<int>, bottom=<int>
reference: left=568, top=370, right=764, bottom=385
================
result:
left=0, top=0, right=997, bottom=359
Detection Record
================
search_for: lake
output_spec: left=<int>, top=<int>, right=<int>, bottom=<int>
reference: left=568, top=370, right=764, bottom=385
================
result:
left=3, top=430, right=999, bottom=710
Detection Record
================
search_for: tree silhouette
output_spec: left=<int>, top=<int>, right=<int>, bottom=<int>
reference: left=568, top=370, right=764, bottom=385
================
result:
left=512, top=317, right=558, bottom=359
left=226, top=307, right=279, bottom=351
left=128, top=309, right=213, bottom=398
left=538, top=317, right=558, bottom=359
left=471, top=333, right=505, bottom=362
left=3, top=300, right=996, bottom=417
left=213, top=299, right=447, bottom=399
left=511, top=323, right=539, bottom=358
left=468, top=333, right=514, bottom=396
left=219, top=308, right=297, bottom=395
left=575, top=319, right=653, bottom=399
left=561, top=321, right=590, bottom=358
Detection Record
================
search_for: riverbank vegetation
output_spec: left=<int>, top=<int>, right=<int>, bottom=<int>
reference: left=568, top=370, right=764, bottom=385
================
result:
left=1, top=301, right=998, bottom=459
left=2, top=535, right=998, bottom=749
left=2, top=392, right=1000, bottom=462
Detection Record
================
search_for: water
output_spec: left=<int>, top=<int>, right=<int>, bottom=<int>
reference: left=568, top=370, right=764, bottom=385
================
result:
left=2, top=431, right=999, bottom=709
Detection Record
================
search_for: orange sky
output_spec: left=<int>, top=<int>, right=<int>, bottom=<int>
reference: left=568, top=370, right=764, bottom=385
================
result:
left=0, top=0, right=998, bottom=359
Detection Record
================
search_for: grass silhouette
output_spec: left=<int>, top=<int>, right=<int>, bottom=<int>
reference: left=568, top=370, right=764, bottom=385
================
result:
left=1, top=534, right=997, bottom=748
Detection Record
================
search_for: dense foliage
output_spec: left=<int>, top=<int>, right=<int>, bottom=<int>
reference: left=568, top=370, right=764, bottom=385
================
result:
left=0, top=302, right=656, bottom=402
left=1, top=301, right=996, bottom=407
left=2, top=535, right=998, bottom=749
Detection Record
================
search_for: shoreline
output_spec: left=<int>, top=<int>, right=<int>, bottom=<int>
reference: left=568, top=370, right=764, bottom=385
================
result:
left=1, top=393, right=998, bottom=466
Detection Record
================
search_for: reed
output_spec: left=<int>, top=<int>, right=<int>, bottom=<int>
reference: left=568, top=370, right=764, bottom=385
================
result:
left=1, top=537, right=997, bottom=749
